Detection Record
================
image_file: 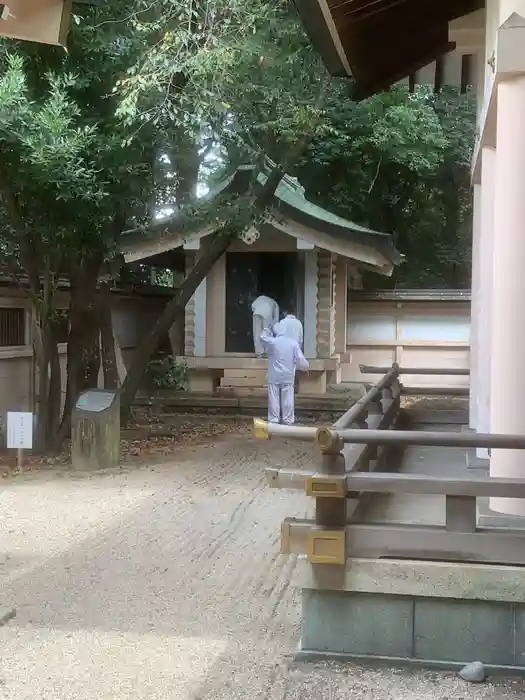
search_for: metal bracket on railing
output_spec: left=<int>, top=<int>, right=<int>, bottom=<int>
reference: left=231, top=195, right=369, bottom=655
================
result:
left=252, top=418, right=317, bottom=441
left=307, top=528, right=346, bottom=565
left=316, top=427, right=341, bottom=452
left=306, top=474, right=347, bottom=498
left=253, top=418, right=269, bottom=440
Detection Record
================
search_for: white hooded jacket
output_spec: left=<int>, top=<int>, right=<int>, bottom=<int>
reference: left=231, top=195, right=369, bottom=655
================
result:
left=260, top=325, right=309, bottom=385
left=274, top=314, right=303, bottom=347
left=251, top=295, right=279, bottom=326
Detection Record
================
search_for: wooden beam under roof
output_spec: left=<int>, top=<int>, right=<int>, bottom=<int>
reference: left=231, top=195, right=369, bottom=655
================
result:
left=336, top=0, right=483, bottom=27
left=294, top=0, right=352, bottom=76
left=294, top=0, right=485, bottom=97
left=353, top=41, right=457, bottom=100
left=0, top=0, right=73, bottom=45
left=331, top=0, right=418, bottom=23
left=343, top=18, right=456, bottom=93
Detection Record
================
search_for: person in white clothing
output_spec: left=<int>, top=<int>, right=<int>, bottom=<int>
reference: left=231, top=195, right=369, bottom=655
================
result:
left=260, top=325, right=309, bottom=425
left=275, top=307, right=303, bottom=348
left=251, top=295, right=279, bottom=356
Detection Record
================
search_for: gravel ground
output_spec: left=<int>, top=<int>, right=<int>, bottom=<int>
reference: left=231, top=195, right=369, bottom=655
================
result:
left=0, top=430, right=523, bottom=699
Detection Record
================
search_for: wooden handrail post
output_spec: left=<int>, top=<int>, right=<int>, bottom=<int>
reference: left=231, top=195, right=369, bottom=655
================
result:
left=391, top=372, right=401, bottom=399
left=381, top=386, right=393, bottom=413
left=367, top=398, right=382, bottom=417
left=316, top=436, right=346, bottom=527
left=362, top=403, right=380, bottom=467
left=306, top=434, right=347, bottom=566
left=352, top=404, right=369, bottom=430
left=446, top=495, right=476, bottom=534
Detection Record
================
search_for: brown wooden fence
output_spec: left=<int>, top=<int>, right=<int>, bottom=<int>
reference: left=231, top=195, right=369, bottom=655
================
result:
left=255, top=363, right=525, bottom=570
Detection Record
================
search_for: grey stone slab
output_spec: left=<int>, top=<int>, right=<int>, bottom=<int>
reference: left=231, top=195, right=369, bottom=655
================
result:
left=414, top=598, right=514, bottom=666
left=477, top=497, right=525, bottom=530
left=404, top=408, right=468, bottom=425
left=510, top=605, right=525, bottom=667
left=301, top=590, right=413, bottom=658
left=295, top=558, right=525, bottom=602
left=465, top=449, right=490, bottom=471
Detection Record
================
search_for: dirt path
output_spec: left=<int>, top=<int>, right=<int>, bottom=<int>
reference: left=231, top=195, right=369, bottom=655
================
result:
left=0, top=431, right=523, bottom=699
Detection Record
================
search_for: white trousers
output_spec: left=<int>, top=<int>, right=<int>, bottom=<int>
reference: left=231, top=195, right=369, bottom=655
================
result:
left=253, top=314, right=271, bottom=355
left=268, top=383, right=295, bottom=425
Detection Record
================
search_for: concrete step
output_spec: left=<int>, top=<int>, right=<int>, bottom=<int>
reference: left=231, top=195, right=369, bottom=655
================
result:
left=404, top=407, right=469, bottom=425
left=222, top=368, right=267, bottom=377
left=134, top=390, right=353, bottom=416
left=220, top=382, right=267, bottom=388
left=221, top=369, right=267, bottom=389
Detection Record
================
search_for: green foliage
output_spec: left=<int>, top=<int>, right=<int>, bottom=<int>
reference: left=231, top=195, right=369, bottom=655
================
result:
left=147, top=355, right=188, bottom=390
left=0, top=54, right=99, bottom=202
left=294, top=85, right=449, bottom=222
left=0, top=0, right=172, bottom=294
left=116, top=0, right=326, bottom=169
left=293, top=85, right=475, bottom=288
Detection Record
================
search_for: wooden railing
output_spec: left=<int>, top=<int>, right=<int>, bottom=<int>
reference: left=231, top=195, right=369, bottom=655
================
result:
left=254, top=364, right=525, bottom=569
left=360, top=363, right=470, bottom=395
left=255, top=364, right=403, bottom=566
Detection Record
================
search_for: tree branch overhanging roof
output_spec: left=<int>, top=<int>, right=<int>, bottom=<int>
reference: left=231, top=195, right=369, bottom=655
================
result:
left=121, top=163, right=402, bottom=276
left=293, top=0, right=485, bottom=98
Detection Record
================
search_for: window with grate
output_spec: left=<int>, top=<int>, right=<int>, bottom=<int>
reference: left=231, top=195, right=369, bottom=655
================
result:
left=0, top=308, right=25, bottom=347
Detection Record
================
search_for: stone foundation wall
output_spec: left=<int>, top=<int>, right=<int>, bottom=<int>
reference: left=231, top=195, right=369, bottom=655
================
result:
left=300, top=589, right=525, bottom=669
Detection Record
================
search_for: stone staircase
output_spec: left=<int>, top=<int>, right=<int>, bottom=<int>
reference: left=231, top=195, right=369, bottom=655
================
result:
left=220, top=368, right=268, bottom=390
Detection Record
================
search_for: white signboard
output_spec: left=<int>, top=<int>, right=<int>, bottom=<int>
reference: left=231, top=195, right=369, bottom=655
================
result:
left=7, top=412, right=33, bottom=450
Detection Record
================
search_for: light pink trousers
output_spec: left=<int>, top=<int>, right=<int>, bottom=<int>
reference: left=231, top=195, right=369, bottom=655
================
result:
left=268, top=383, right=295, bottom=425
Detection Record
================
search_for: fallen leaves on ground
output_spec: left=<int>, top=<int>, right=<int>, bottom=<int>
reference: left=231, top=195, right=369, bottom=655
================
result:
left=0, top=416, right=252, bottom=476
left=121, top=418, right=251, bottom=462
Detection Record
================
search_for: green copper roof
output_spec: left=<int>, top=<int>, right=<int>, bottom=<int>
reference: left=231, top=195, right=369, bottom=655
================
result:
left=121, top=162, right=402, bottom=267
left=224, top=164, right=402, bottom=266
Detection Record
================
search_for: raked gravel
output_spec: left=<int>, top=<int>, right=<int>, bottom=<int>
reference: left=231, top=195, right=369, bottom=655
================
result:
left=0, top=432, right=523, bottom=699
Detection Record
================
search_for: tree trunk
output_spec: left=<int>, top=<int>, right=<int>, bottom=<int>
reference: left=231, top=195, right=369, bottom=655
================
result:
left=47, top=334, right=62, bottom=452
left=100, top=283, right=119, bottom=389
left=33, top=322, right=62, bottom=453
left=58, top=255, right=103, bottom=444
left=34, top=340, right=50, bottom=453
left=169, top=316, right=184, bottom=356
left=118, top=228, right=234, bottom=420
left=59, top=303, right=101, bottom=444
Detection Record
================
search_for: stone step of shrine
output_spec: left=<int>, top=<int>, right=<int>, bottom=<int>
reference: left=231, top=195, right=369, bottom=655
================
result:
left=134, top=388, right=360, bottom=418
left=220, top=369, right=267, bottom=389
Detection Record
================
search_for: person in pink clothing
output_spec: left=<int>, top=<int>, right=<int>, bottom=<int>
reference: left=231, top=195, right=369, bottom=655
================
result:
left=260, top=325, right=309, bottom=425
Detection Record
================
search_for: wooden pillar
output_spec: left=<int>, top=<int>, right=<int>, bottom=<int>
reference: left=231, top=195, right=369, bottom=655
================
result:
left=334, top=256, right=348, bottom=354
left=469, top=183, right=482, bottom=430
left=470, top=46, right=489, bottom=436
left=477, top=147, right=496, bottom=459
left=489, top=75, right=525, bottom=515
left=308, top=436, right=347, bottom=569
left=181, top=239, right=207, bottom=357
left=316, top=250, right=335, bottom=358
left=303, top=249, right=318, bottom=359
